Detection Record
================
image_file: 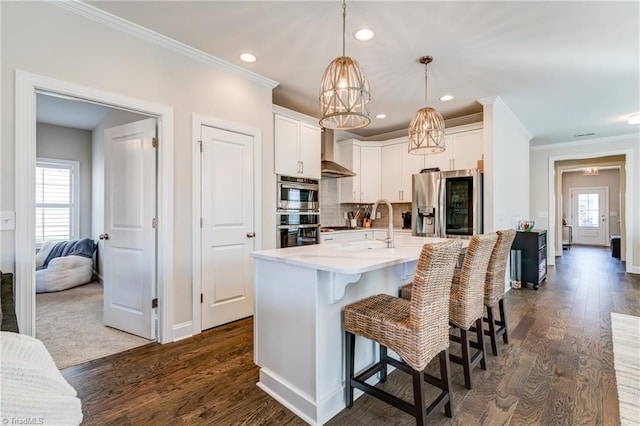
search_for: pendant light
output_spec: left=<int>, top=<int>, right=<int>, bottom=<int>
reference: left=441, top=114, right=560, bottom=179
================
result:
left=319, top=0, right=371, bottom=130
left=408, top=56, right=445, bottom=154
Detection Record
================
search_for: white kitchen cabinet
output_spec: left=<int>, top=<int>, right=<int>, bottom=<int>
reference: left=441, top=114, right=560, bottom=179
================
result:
left=338, top=142, right=361, bottom=203
left=274, top=112, right=321, bottom=179
left=423, top=124, right=483, bottom=171
left=338, top=140, right=380, bottom=203
left=360, top=146, right=381, bottom=203
left=381, top=141, right=425, bottom=202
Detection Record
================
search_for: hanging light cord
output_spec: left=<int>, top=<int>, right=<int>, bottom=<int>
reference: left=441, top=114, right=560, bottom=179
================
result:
left=342, top=0, right=346, bottom=57
left=423, top=62, right=429, bottom=107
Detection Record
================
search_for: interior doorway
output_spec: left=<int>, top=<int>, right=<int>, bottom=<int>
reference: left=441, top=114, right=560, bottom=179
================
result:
left=569, top=186, right=609, bottom=246
left=15, top=70, right=174, bottom=344
left=34, top=95, right=157, bottom=367
left=551, top=154, right=628, bottom=266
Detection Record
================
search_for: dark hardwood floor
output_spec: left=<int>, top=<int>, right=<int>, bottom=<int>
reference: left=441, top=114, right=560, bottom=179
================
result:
left=62, top=246, right=639, bottom=425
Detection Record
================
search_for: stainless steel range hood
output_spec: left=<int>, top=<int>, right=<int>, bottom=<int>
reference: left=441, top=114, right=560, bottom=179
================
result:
left=321, top=129, right=355, bottom=178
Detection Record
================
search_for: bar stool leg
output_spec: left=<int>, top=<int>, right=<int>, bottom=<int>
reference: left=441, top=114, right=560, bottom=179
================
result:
left=412, top=367, right=427, bottom=424
left=486, top=306, right=499, bottom=356
left=475, top=318, right=487, bottom=371
left=345, top=330, right=355, bottom=408
left=460, top=329, right=472, bottom=389
left=439, top=349, right=454, bottom=417
left=379, top=344, right=388, bottom=383
left=499, top=299, right=509, bottom=344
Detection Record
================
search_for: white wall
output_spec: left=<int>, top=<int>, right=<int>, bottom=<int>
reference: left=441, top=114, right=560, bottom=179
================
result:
left=1, top=2, right=276, bottom=331
left=530, top=135, right=639, bottom=273
left=481, top=97, right=532, bottom=233
left=36, top=123, right=92, bottom=239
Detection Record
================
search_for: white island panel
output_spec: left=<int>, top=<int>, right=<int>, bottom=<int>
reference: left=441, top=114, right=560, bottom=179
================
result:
left=252, top=236, right=467, bottom=425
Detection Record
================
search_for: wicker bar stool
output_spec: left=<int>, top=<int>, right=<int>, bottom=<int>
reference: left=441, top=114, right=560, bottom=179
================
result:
left=447, top=233, right=497, bottom=389
left=476, top=229, right=517, bottom=356
left=344, top=240, right=462, bottom=424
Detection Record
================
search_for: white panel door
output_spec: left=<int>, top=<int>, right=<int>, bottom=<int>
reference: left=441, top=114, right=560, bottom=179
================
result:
left=201, top=125, right=254, bottom=330
left=570, top=187, right=609, bottom=246
left=103, top=118, right=156, bottom=339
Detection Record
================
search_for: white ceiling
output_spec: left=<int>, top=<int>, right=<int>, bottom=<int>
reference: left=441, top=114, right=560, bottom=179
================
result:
left=86, top=1, right=640, bottom=145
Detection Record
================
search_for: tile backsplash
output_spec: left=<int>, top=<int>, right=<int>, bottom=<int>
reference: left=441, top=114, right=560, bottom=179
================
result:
left=320, top=179, right=412, bottom=230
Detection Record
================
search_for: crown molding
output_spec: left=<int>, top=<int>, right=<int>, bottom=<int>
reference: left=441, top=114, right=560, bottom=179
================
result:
left=530, top=132, right=640, bottom=151
left=50, top=0, right=279, bottom=89
left=478, top=95, right=533, bottom=141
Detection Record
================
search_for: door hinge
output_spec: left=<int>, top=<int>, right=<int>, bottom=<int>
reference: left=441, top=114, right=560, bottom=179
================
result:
left=152, top=217, right=159, bottom=228
left=198, top=140, right=203, bottom=152
left=152, top=298, right=158, bottom=309
left=152, top=137, right=159, bottom=148
left=200, top=293, right=203, bottom=304
left=200, top=218, right=204, bottom=228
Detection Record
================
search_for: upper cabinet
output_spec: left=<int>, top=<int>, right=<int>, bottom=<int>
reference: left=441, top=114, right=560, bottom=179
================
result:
left=337, top=140, right=381, bottom=203
left=423, top=123, right=484, bottom=171
left=380, top=140, right=425, bottom=202
left=274, top=109, right=321, bottom=179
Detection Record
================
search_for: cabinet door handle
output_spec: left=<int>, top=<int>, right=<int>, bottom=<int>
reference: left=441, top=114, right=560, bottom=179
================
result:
left=399, top=190, right=402, bottom=201
left=353, top=191, right=356, bottom=201
left=301, top=161, right=304, bottom=174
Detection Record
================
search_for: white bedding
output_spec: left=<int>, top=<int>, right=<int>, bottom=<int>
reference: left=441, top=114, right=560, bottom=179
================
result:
left=0, top=332, right=83, bottom=425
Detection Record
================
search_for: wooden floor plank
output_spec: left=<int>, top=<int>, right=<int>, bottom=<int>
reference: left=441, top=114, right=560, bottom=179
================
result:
left=60, top=246, right=637, bottom=425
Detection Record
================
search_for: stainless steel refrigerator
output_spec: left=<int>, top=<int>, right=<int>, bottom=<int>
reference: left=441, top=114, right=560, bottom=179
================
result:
left=412, top=168, right=483, bottom=238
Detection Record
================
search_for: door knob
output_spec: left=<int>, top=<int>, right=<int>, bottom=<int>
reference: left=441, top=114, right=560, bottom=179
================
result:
left=99, top=233, right=110, bottom=240
left=246, top=232, right=256, bottom=238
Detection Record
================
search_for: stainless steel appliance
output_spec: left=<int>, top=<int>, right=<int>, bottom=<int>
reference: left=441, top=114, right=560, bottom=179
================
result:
left=276, top=175, right=320, bottom=248
left=277, top=175, right=320, bottom=211
left=277, top=212, right=320, bottom=248
left=412, top=168, right=483, bottom=238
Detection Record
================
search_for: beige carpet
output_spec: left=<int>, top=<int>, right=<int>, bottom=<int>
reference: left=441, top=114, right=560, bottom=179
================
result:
left=611, top=312, right=640, bottom=425
left=36, top=282, right=153, bottom=369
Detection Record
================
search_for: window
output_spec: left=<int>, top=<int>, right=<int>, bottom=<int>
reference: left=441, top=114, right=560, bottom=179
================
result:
left=578, top=193, right=599, bottom=227
left=35, top=159, right=80, bottom=247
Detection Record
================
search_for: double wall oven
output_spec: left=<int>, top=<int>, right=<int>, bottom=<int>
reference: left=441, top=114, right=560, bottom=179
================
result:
left=276, top=175, right=320, bottom=248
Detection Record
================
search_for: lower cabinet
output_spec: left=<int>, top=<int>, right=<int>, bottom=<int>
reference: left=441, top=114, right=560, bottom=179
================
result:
left=511, top=229, right=547, bottom=290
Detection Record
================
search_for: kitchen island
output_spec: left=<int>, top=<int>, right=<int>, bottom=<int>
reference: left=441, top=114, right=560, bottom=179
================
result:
left=251, top=236, right=467, bottom=425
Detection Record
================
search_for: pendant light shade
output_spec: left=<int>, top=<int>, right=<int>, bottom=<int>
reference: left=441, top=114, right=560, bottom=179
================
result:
left=319, top=1, right=371, bottom=130
left=408, top=56, right=445, bottom=154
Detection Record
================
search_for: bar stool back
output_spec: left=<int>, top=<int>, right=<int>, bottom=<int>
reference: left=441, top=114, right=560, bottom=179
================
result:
left=482, top=229, right=517, bottom=356
left=448, top=233, right=497, bottom=389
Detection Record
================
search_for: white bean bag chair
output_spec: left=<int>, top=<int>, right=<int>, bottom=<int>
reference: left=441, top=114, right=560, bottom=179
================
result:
left=0, top=331, right=83, bottom=425
left=35, top=240, right=95, bottom=293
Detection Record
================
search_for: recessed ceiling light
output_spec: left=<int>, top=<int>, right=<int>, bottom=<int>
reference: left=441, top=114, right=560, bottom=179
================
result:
left=353, top=28, right=375, bottom=41
left=376, top=114, right=386, bottom=119
left=629, top=113, right=640, bottom=124
left=239, top=53, right=257, bottom=63
left=440, top=95, right=454, bottom=101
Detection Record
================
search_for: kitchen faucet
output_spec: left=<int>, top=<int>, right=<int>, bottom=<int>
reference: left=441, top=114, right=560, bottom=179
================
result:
left=371, top=199, right=394, bottom=248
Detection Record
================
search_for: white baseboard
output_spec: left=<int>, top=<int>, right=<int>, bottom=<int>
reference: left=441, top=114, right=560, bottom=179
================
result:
left=172, top=321, right=193, bottom=342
